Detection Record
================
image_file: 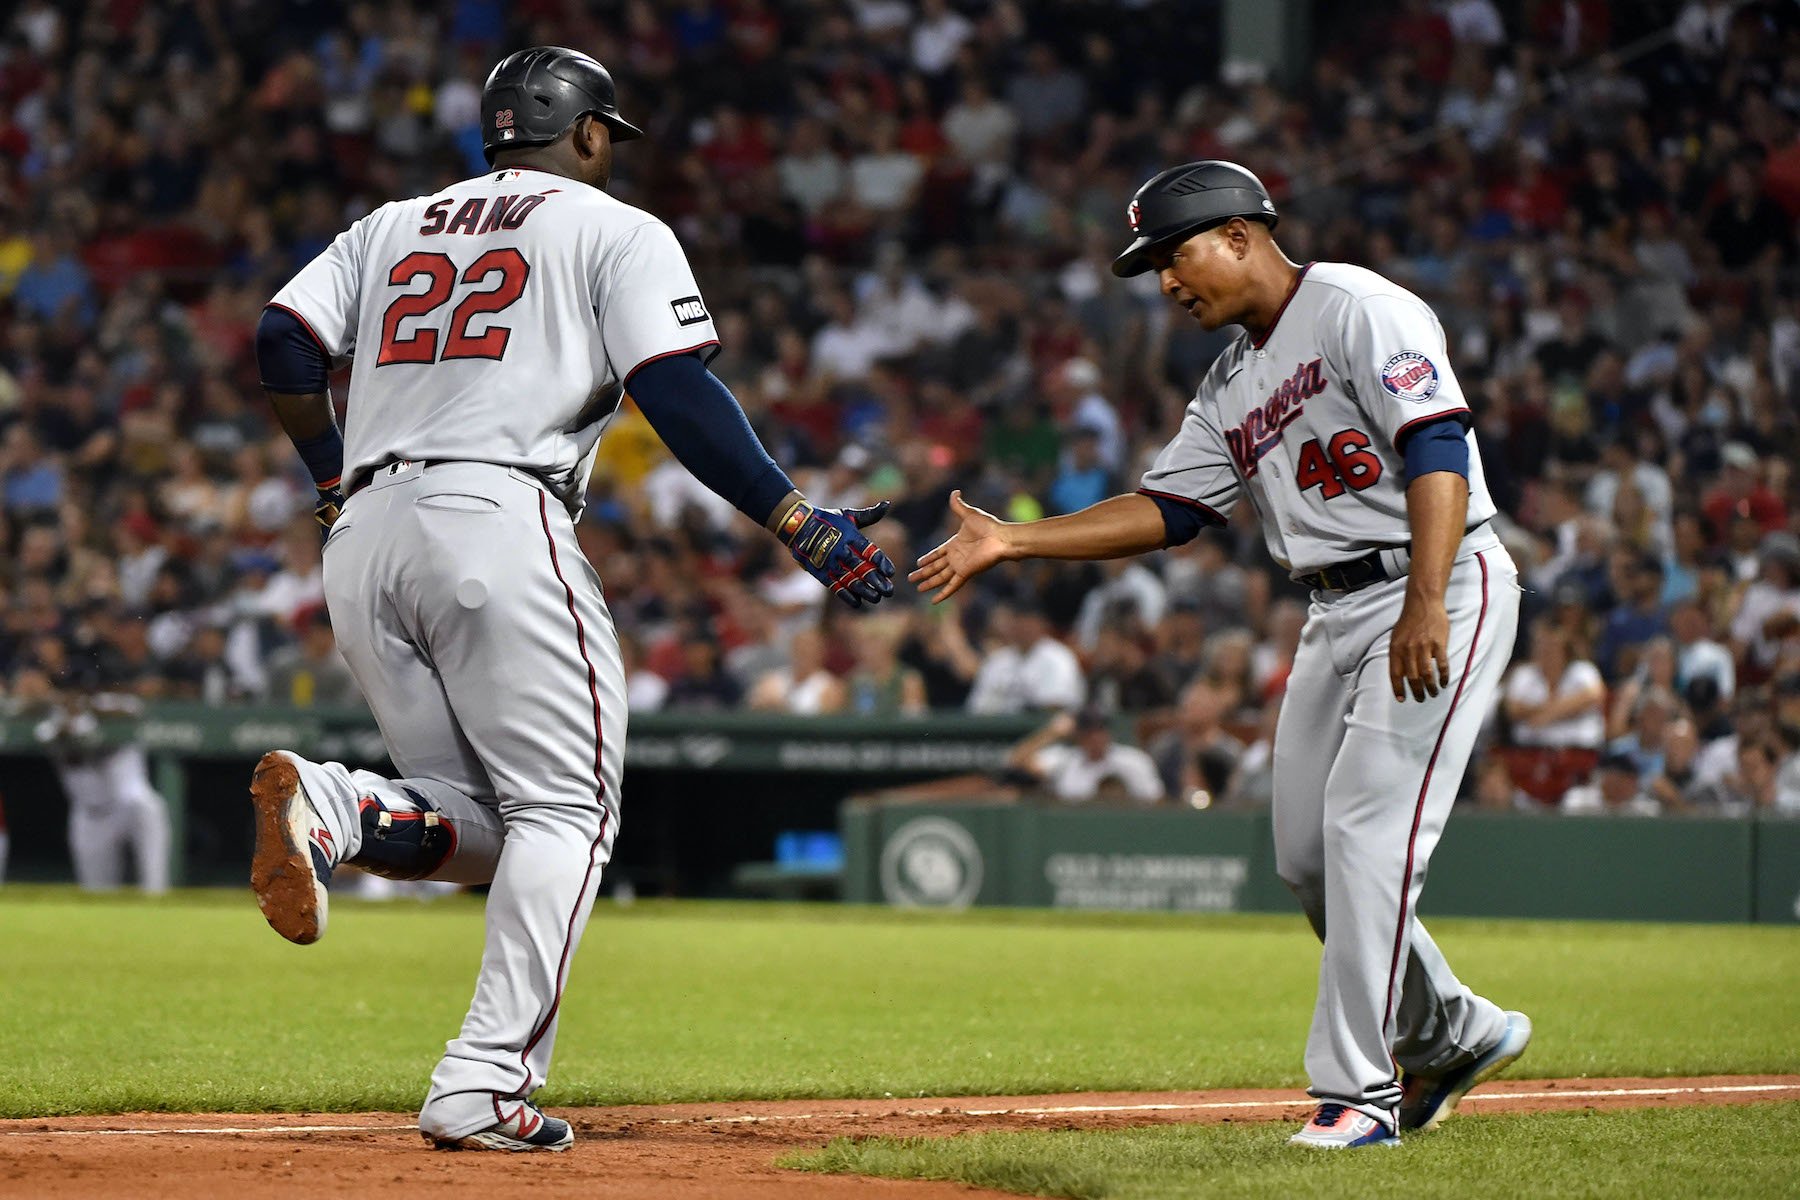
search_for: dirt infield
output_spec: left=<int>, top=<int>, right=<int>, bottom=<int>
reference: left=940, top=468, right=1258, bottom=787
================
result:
left=4, top=1076, right=1796, bottom=1199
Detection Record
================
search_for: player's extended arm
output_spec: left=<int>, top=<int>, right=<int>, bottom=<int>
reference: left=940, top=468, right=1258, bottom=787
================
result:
left=910, top=491, right=1167, bottom=605
left=628, top=352, right=894, bottom=608
left=256, top=307, right=346, bottom=532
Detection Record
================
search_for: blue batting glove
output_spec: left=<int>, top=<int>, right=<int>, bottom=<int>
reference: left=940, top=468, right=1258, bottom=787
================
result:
left=776, top=499, right=897, bottom=609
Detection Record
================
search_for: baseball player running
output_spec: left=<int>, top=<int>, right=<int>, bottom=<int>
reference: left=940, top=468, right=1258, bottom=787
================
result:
left=248, top=47, right=894, bottom=1152
left=914, top=161, right=1531, bottom=1148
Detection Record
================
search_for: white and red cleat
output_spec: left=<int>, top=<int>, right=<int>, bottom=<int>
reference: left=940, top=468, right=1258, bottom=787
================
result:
left=1288, top=1102, right=1400, bottom=1149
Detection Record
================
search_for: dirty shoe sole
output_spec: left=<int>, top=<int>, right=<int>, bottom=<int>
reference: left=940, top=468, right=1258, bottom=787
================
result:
left=249, top=751, right=328, bottom=945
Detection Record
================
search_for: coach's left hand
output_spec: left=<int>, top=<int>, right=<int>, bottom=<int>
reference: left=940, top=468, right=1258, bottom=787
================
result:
left=1390, top=595, right=1451, bottom=703
left=777, top=499, right=896, bottom=609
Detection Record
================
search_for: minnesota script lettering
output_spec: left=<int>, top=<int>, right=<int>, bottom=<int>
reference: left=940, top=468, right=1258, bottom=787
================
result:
left=1224, top=358, right=1327, bottom=478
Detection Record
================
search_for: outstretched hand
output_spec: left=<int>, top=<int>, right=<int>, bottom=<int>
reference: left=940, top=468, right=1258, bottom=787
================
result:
left=909, top=490, right=1015, bottom=604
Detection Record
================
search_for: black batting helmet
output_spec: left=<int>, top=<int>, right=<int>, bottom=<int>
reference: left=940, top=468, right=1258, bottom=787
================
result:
left=1111, top=161, right=1278, bottom=278
left=480, top=46, right=644, bottom=166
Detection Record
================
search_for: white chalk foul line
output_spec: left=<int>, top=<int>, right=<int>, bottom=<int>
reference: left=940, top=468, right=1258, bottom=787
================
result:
left=663, top=1083, right=1800, bottom=1126
left=7, top=1083, right=1797, bottom=1138
left=3, top=1123, right=414, bottom=1138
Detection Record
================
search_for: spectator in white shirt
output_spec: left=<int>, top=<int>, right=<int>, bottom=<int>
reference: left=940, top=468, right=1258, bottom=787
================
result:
left=1503, top=622, right=1606, bottom=750
left=1671, top=599, right=1735, bottom=701
left=944, top=76, right=1017, bottom=164
left=848, top=118, right=923, bottom=216
left=809, top=291, right=886, bottom=383
left=1584, top=440, right=1672, bottom=544
left=1694, top=735, right=1785, bottom=816
left=854, top=244, right=941, bottom=355
left=750, top=625, right=846, bottom=714
left=1443, top=0, right=1505, bottom=45
left=1008, top=708, right=1165, bottom=805
left=942, top=76, right=1018, bottom=203
left=966, top=606, right=1085, bottom=714
left=910, top=0, right=972, bottom=76
left=1730, top=534, right=1800, bottom=675
left=1563, top=752, right=1662, bottom=816
left=776, top=117, right=845, bottom=217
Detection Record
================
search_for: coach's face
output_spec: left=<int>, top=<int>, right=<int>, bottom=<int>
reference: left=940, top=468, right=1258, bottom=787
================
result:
left=1152, top=221, right=1252, bottom=331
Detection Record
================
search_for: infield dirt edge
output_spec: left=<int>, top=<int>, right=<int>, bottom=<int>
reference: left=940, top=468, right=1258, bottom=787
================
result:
left=4, top=1075, right=1796, bottom=1200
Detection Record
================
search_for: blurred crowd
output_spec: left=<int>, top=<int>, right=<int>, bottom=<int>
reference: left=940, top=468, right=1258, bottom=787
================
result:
left=2, top=0, right=1799, bottom=816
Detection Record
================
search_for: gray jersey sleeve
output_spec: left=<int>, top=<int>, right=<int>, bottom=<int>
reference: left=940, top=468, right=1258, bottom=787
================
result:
left=597, top=221, right=721, bottom=382
left=1339, top=293, right=1470, bottom=449
left=1137, top=386, right=1242, bottom=526
left=268, top=217, right=370, bottom=360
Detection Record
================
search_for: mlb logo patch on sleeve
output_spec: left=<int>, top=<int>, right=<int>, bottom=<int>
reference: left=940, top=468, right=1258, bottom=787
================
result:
left=1380, top=351, right=1440, bottom=402
left=670, top=296, right=710, bottom=326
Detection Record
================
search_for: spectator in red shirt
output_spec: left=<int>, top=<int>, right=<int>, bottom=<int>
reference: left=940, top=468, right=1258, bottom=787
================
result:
left=1703, top=442, right=1787, bottom=541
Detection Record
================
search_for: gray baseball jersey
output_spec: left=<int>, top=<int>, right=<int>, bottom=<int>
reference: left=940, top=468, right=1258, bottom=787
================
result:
left=270, top=166, right=720, bottom=502
left=1142, top=261, right=1523, bottom=1131
left=259, top=167, right=715, bottom=1139
left=1140, top=262, right=1495, bottom=575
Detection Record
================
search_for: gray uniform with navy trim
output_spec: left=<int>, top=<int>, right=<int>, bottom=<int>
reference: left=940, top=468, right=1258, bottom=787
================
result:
left=267, top=168, right=720, bottom=1139
left=1141, top=262, right=1520, bottom=1126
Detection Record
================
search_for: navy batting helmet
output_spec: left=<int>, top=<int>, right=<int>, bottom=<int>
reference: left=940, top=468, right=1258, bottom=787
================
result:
left=1111, top=161, right=1278, bottom=278
left=480, top=46, right=644, bottom=166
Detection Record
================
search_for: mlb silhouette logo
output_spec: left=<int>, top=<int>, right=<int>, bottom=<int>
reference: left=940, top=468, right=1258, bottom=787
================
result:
left=1127, top=200, right=1141, bottom=232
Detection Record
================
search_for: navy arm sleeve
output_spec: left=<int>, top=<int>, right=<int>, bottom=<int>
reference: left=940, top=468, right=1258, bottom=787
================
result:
left=1400, top=416, right=1470, bottom=483
left=628, top=352, right=796, bottom=526
left=255, top=306, right=330, bottom=394
left=1139, top=490, right=1224, bottom=548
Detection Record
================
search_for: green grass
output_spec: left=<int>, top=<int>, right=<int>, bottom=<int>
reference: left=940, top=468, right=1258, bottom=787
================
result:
left=783, top=1104, right=1800, bottom=1199
left=0, top=887, right=1796, bottom=1117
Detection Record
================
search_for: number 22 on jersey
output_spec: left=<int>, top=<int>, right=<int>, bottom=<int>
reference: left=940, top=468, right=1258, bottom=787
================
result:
left=376, top=249, right=530, bottom=367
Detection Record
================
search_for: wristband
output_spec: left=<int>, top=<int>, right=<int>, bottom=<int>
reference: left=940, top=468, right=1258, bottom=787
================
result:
left=294, top=426, right=345, bottom=490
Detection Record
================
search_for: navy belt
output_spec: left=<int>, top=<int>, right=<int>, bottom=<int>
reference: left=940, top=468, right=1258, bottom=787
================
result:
left=347, top=459, right=563, bottom=501
left=1295, top=549, right=1392, bottom=593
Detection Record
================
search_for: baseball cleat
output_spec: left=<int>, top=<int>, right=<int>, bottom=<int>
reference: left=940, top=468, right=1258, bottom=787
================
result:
left=428, top=1099, right=573, bottom=1152
left=1288, top=1102, right=1400, bottom=1149
left=249, top=751, right=335, bottom=945
left=1399, top=1009, right=1533, bottom=1132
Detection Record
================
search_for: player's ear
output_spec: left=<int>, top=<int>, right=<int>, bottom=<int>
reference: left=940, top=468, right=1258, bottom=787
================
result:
left=1227, top=217, right=1252, bottom=260
left=573, top=114, right=606, bottom=160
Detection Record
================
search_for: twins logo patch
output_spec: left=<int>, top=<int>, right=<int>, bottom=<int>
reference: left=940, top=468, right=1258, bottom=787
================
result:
left=1380, top=350, right=1440, bottom=402
left=670, top=295, right=709, bottom=326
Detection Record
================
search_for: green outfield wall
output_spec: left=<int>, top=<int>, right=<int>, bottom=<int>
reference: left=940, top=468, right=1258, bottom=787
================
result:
left=4, top=704, right=1795, bottom=919
left=842, top=799, right=1800, bottom=925
left=0, top=704, right=1039, bottom=773
left=0, top=704, right=1043, bottom=890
